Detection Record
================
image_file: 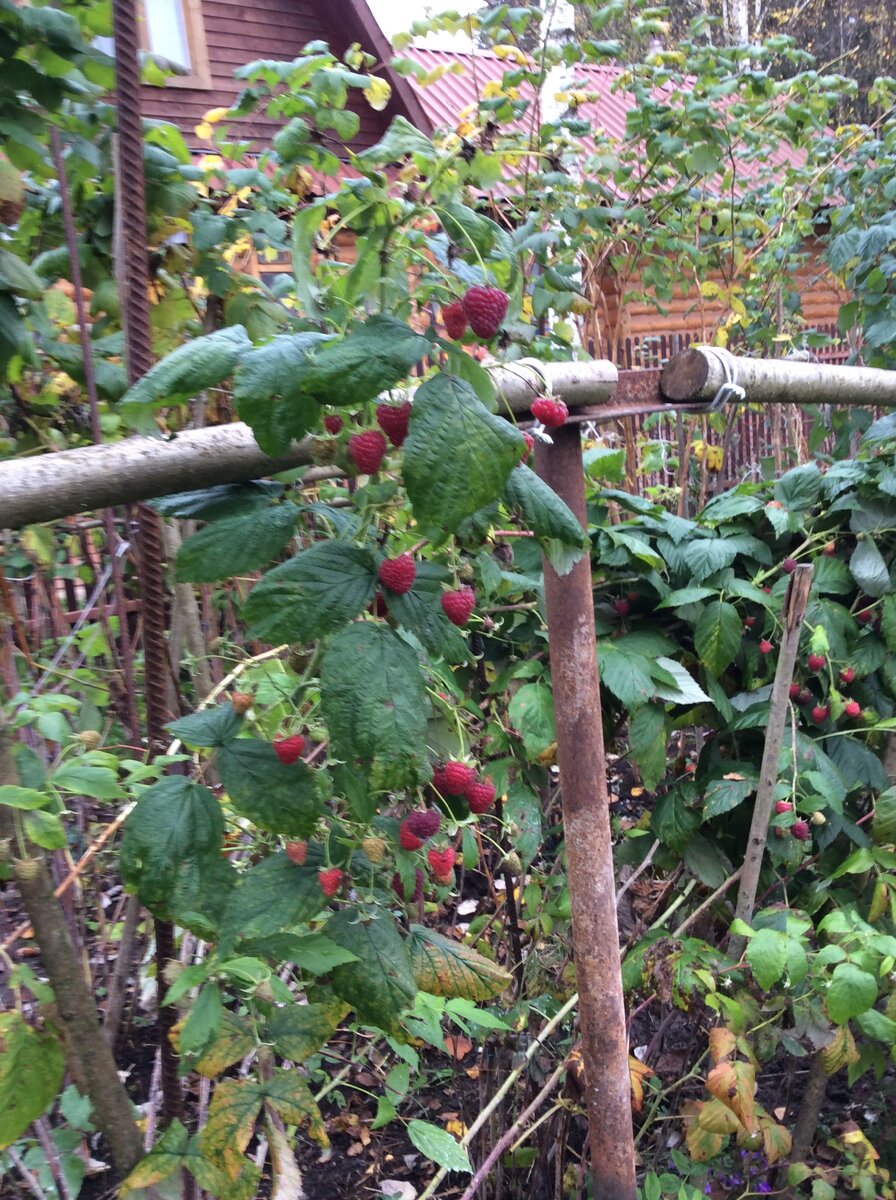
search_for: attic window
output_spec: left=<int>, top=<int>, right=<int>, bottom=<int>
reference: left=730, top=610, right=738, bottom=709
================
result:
left=141, top=0, right=211, bottom=89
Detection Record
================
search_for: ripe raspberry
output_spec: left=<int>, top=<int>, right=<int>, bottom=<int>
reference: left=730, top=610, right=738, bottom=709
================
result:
left=530, top=396, right=568, bottom=429
left=404, top=809, right=442, bottom=840
left=774, top=801, right=793, bottom=814
left=782, top=557, right=797, bottom=574
left=319, top=867, right=343, bottom=897
left=285, top=840, right=308, bottom=865
left=518, top=431, right=535, bottom=464
left=378, top=553, right=416, bottom=594
left=857, top=608, right=874, bottom=625
left=441, top=586, right=476, bottom=627
left=807, top=653, right=827, bottom=672
left=791, top=820, right=811, bottom=842
left=348, top=429, right=388, bottom=474
left=399, top=821, right=424, bottom=851
left=274, top=734, right=305, bottom=764
left=462, top=285, right=509, bottom=338
left=822, top=541, right=836, bottom=556
left=811, top=704, right=830, bottom=723
left=744, top=616, right=756, bottom=628
left=361, top=835, right=386, bottom=863
left=231, top=692, right=253, bottom=714
left=392, top=868, right=424, bottom=902
left=839, top=667, right=856, bottom=685
left=788, top=683, right=802, bottom=701
left=442, top=761, right=477, bottom=795
left=844, top=700, right=862, bottom=718
left=324, top=414, right=344, bottom=435
left=799, top=688, right=814, bottom=705
left=614, top=598, right=630, bottom=617
left=759, top=639, right=773, bottom=655
left=376, top=401, right=413, bottom=448
left=442, top=300, right=468, bottom=340
left=370, top=593, right=389, bottom=619
left=427, top=847, right=456, bottom=877
left=466, top=776, right=496, bottom=814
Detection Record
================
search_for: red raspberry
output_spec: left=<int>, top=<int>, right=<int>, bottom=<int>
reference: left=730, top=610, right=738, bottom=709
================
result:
left=378, top=553, right=416, bottom=594
left=392, top=868, right=424, bottom=902
left=431, top=763, right=449, bottom=793
left=376, top=401, right=413, bottom=448
left=441, top=301, right=468, bottom=340
left=441, top=586, right=476, bottom=627
left=370, top=593, right=389, bottom=619
left=465, top=776, right=496, bottom=813
left=807, top=653, right=826, bottom=672
left=404, top=809, right=442, bottom=840
left=399, top=821, right=424, bottom=851
left=759, top=639, right=773, bottom=655
left=442, top=761, right=476, bottom=795
left=744, top=616, right=756, bottom=628
left=319, top=867, right=343, bottom=897
left=614, top=598, right=630, bottom=617
left=791, top=820, right=811, bottom=841
left=530, top=396, right=568, bottom=429
left=285, top=840, right=308, bottom=865
left=348, top=430, right=388, bottom=474
left=231, top=691, right=253, bottom=714
left=788, top=683, right=802, bottom=701
left=844, top=700, right=862, bottom=718
left=324, top=414, right=344, bottom=435
left=782, top=557, right=797, bottom=574
left=799, top=688, right=814, bottom=705
left=857, top=608, right=874, bottom=625
left=427, top=847, right=456, bottom=877
left=274, top=734, right=305, bottom=764
left=811, top=704, right=830, bottom=723
left=822, top=541, right=836, bottom=556
left=462, top=286, right=509, bottom=338
left=774, top=801, right=793, bottom=814
left=518, top=431, right=535, bottom=464
left=839, top=666, right=856, bottom=685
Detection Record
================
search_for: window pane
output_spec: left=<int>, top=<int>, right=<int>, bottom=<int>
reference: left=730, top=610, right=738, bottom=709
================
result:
left=145, top=0, right=191, bottom=70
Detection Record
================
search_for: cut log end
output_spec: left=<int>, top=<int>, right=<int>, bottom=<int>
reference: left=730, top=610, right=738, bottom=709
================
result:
left=660, top=348, right=711, bottom=402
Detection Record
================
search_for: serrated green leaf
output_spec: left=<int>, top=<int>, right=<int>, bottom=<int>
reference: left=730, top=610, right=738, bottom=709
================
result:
left=302, top=315, right=429, bottom=407
left=408, top=925, right=512, bottom=1000
left=657, top=586, right=718, bottom=609
left=120, top=777, right=224, bottom=917
left=150, top=480, right=284, bottom=521
left=180, top=983, right=224, bottom=1056
left=699, top=490, right=764, bottom=522
left=651, top=657, right=710, bottom=705
left=628, top=704, right=667, bottom=791
left=407, top=1119, right=472, bottom=1173
left=51, top=762, right=122, bottom=800
left=243, top=542, right=376, bottom=644
left=652, top=791, right=700, bottom=852
left=0, top=247, right=44, bottom=298
left=118, top=326, right=251, bottom=433
left=23, top=809, right=66, bottom=849
left=217, top=740, right=321, bottom=836
left=703, top=772, right=756, bottom=819
left=695, top=600, right=742, bottom=676
left=683, top=538, right=739, bottom=581
left=320, top=623, right=430, bottom=791
left=503, top=464, right=587, bottom=575
left=326, top=909, right=417, bottom=1036
left=175, top=504, right=300, bottom=583
left=233, top=331, right=332, bottom=454
left=827, top=962, right=878, bottom=1024
left=849, top=539, right=891, bottom=598
left=873, top=789, right=896, bottom=845
left=166, top=702, right=243, bottom=748
left=218, top=854, right=323, bottom=952
left=597, top=644, right=655, bottom=707
left=384, top=563, right=470, bottom=663
left=359, top=114, right=435, bottom=162
left=508, top=682, right=556, bottom=758
left=265, top=994, right=349, bottom=1063
left=0, top=785, right=48, bottom=810
left=403, top=374, right=524, bottom=538
left=775, top=462, right=822, bottom=510
left=746, top=928, right=787, bottom=990
left=0, top=1013, right=64, bottom=1149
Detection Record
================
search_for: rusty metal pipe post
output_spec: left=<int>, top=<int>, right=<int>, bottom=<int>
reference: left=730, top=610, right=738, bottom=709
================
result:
left=534, top=424, right=637, bottom=1199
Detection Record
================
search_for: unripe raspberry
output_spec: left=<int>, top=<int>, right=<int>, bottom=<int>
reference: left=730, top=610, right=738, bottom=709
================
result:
left=810, top=810, right=826, bottom=826
left=362, top=835, right=387, bottom=863
left=501, top=850, right=522, bottom=876
left=822, top=541, right=836, bottom=556
left=231, top=692, right=253, bottom=715
left=75, top=730, right=101, bottom=749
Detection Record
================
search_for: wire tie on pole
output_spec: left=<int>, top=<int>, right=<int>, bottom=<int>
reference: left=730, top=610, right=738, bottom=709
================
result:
left=530, top=421, right=554, bottom=445
left=703, top=346, right=746, bottom=412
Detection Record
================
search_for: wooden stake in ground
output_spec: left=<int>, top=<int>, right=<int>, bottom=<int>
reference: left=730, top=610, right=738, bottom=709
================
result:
left=729, top=564, right=813, bottom=960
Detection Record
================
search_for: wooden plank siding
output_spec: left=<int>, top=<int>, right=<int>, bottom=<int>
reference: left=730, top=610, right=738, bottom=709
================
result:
left=140, top=0, right=420, bottom=151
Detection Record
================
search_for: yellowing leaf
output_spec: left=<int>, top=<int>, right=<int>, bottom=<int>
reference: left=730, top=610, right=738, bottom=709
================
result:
left=408, top=925, right=511, bottom=1001
left=195, top=1011, right=255, bottom=1079
left=629, top=1056, right=654, bottom=1112
left=709, top=1027, right=737, bottom=1064
left=194, top=121, right=214, bottom=141
left=202, top=106, right=230, bottom=125
left=364, top=77, right=392, bottom=111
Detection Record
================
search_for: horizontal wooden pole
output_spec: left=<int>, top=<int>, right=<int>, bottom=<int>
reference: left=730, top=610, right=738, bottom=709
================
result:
left=661, top=347, right=896, bottom=407
left=0, top=360, right=619, bottom=528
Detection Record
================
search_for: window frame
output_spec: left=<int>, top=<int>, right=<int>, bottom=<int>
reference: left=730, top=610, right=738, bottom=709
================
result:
left=139, top=0, right=212, bottom=91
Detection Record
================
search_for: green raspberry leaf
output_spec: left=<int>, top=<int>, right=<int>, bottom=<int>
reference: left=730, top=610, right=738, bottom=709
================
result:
left=243, top=542, right=377, bottom=644
left=233, top=332, right=332, bottom=454
left=175, top=503, right=300, bottom=583
left=218, top=853, right=323, bottom=953
left=217, top=740, right=321, bottom=837
left=383, top=562, right=470, bottom=664
left=320, top=622, right=430, bottom=790
left=827, top=962, right=878, bottom=1024
left=326, top=909, right=417, bottom=1036
left=0, top=1013, right=64, bottom=1149
left=503, top=464, right=588, bottom=575
left=403, top=374, right=525, bottom=538
left=694, top=600, right=743, bottom=675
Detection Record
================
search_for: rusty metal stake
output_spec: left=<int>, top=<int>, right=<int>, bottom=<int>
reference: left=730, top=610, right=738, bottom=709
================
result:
left=534, top=424, right=637, bottom=1200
